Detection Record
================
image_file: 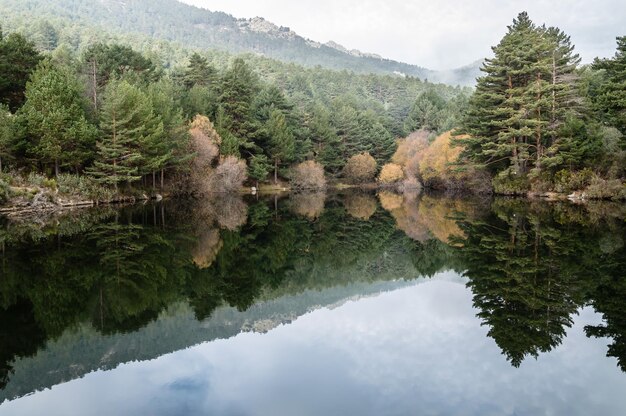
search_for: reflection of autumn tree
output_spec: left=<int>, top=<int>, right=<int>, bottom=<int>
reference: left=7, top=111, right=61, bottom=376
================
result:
left=378, top=192, right=480, bottom=244
left=343, top=192, right=377, bottom=220
left=289, top=192, right=326, bottom=220
left=191, top=229, right=222, bottom=269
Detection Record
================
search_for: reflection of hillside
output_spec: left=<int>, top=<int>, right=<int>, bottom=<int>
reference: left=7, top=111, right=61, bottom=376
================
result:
left=2, top=193, right=626, bottom=402
left=0, top=279, right=421, bottom=403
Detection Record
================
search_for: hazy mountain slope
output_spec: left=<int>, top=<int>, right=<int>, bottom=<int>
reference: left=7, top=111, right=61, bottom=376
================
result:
left=0, top=0, right=479, bottom=85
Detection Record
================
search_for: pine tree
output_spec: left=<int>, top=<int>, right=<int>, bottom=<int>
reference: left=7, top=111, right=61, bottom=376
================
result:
left=266, top=108, right=295, bottom=183
left=20, top=60, right=97, bottom=175
left=88, top=80, right=157, bottom=190
left=0, top=31, right=42, bottom=111
left=184, top=53, right=217, bottom=88
left=146, top=79, right=188, bottom=188
left=459, top=12, right=581, bottom=175
left=248, top=153, right=271, bottom=188
left=592, top=36, right=626, bottom=137
left=218, top=58, right=258, bottom=143
left=0, top=104, right=15, bottom=172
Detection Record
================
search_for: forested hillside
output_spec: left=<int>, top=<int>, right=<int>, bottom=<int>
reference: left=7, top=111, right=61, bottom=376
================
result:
left=0, top=12, right=469, bottom=204
left=0, top=0, right=479, bottom=86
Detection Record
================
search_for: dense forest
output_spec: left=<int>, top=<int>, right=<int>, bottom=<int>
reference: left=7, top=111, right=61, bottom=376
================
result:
left=0, top=8, right=625, bottom=208
left=0, top=16, right=468, bottom=204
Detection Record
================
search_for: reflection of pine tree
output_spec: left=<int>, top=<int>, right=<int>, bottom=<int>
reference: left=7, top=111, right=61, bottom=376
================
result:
left=88, top=217, right=185, bottom=334
left=584, top=233, right=626, bottom=371
left=459, top=202, right=581, bottom=367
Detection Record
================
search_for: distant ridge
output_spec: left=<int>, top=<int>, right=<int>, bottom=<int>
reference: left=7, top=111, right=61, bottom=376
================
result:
left=0, top=0, right=480, bottom=85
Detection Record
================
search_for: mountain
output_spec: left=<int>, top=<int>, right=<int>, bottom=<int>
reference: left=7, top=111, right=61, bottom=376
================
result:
left=0, top=0, right=480, bottom=86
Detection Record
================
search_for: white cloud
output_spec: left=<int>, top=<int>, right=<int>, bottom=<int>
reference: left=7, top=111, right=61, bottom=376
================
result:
left=180, top=0, right=625, bottom=69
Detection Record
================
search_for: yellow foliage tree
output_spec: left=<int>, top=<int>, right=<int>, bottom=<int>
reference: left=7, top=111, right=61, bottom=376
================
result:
left=419, top=131, right=465, bottom=183
left=378, top=163, right=405, bottom=183
left=343, top=152, right=377, bottom=183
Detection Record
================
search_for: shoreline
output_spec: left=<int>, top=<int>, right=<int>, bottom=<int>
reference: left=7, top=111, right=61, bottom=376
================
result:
left=0, top=183, right=620, bottom=218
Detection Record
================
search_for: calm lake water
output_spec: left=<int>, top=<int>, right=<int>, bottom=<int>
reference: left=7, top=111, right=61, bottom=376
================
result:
left=0, top=191, right=625, bottom=415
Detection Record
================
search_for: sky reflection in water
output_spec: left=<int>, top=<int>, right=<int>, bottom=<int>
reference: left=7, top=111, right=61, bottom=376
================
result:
left=2, top=275, right=625, bottom=416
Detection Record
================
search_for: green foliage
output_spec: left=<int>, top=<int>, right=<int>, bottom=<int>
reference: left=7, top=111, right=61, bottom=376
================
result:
left=0, top=30, right=42, bottom=112
left=460, top=12, right=582, bottom=175
left=88, top=80, right=155, bottom=189
left=592, top=36, right=626, bottom=136
left=553, top=168, right=594, bottom=193
left=248, top=153, right=271, bottom=184
left=492, top=170, right=530, bottom=195
left=19, top=59, right=97, bottom=174
left=0, top=104, right=16, bottom=171
left=0, top=177, right=10, bottom=203
left=584, top=177, right=626, bottom=200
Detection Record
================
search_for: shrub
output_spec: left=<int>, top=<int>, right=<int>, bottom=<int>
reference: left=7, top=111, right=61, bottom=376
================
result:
left=56, top=174, right=115, bottom=201
left=209, top=156, right=247, bottom=193
left=343, top=152, right=377, bottom=183
left=0, top=178, right=10, bottom=204
left=492, top=170, right=530, bottom=195
left=554, top=168, right=594, bottom=193
left=378, top=163, right=405, bottom=184
left=391, top=130, right=430, bottom=166
left=584, top=177, right=626, bottom=200
left=290, top=160, right=326, bottom=190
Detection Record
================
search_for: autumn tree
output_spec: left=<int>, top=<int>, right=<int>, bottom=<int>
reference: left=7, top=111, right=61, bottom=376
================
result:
left=290, top=160, right=326, bottom=190
left=343, top=152, right=377, bottom=183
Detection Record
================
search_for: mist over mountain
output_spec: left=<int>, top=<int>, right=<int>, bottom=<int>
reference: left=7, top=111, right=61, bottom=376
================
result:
left=0, top=0, right=480, bottom=85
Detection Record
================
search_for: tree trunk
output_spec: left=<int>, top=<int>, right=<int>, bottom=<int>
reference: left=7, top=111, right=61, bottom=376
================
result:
left=274, top=159, right=278, bottom=184
left=160, top=169, right=164, bottom=189
left=92, top=59, right=98, bottom=113
left=55, top=159, right=59, bottom=177
left=0, top=156, right=3, bottom=172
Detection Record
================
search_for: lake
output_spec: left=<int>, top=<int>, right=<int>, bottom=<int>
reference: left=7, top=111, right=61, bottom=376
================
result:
left=0, top=191, right=625, bottom=415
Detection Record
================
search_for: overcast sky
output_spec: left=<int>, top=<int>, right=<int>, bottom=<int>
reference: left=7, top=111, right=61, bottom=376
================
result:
left=180, top=0, right=625, bottom=70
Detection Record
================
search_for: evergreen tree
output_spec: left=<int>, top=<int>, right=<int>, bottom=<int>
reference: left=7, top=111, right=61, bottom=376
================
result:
left=20, top=60, right=97, bottom=175
left=218, top=58, right=258, bottom=145
left=266, top=108, right=295, bottom=183
left=184, top=53, right=217, bottom=88
left=311, top=108, right=344, bottom=174
left=0, top=31, right=42, bottom=112
left=0, top=104, right=15, bottom=172
left=459, top=12, right=581, bottom=175
left=592, top=36, right=626, bottom=137
left=403, top=89, right=446, bottom=134
left=248, top=153, right=271, bottom=188
left=146, top=79, right=188, bottom=188
left=88, top=80, right=157, bottom=190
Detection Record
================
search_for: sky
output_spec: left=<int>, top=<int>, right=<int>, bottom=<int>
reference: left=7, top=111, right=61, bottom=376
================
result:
left=180, top=0, right=626, bottom=70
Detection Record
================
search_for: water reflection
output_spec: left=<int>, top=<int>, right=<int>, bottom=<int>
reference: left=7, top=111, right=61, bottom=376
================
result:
left=0, top=190, right=625, bottom=409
